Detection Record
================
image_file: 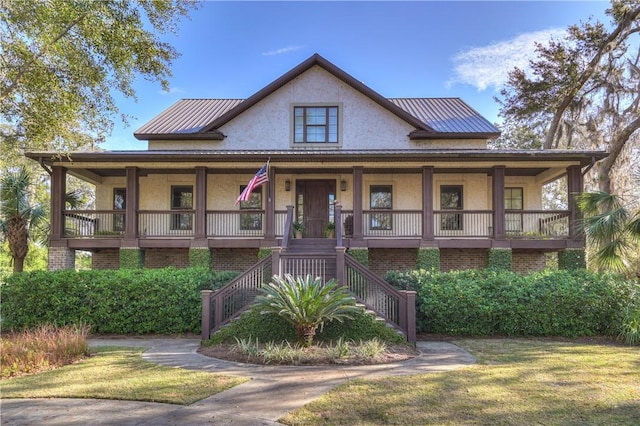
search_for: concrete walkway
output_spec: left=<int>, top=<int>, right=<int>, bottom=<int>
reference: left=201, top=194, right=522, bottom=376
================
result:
left=1, top=338, right=476, bottom=425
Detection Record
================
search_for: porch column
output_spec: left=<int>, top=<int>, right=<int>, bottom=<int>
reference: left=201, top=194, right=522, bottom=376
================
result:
left=265, top=165, right=276, bottom=243
left=421, top=166, right=434, bottom=242
left=50, top=166, right=66, bottom=242
left=492, top=166, right=506, bottom=240
left=194, top=167, right=207, bottom=241
left=352, top=166, right=364, bottom=242
left=124, top=167, right=139, bottom=243
left=567, top=165, right=584, bottom=241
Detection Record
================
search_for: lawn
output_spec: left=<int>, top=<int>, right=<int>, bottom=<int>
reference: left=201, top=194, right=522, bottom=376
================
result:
left=0, top=346, right=248, bottom=405
left=282, top=339, right=640, bottom=425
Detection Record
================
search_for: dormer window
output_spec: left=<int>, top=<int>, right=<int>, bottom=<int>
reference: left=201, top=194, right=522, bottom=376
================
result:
left=294, top=106, right=338, bottom=143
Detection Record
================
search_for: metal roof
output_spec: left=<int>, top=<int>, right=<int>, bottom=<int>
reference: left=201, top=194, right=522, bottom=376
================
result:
left=388, top=98, right=498, bottom=135
left=134, top=97, right=499, bottom=139
left=133, top=54, right=500, bottom=140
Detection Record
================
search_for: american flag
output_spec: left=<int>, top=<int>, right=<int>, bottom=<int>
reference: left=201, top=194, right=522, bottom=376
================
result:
left=236, top=163, right=269, bottom=204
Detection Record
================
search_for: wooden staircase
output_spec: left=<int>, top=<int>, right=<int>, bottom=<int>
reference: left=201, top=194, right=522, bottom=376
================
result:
left=201, top=206, right=416, bottom=342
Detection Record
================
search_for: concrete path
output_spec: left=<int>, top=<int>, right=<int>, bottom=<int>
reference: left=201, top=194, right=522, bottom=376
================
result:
left=1, top=338, right=476, bottom=425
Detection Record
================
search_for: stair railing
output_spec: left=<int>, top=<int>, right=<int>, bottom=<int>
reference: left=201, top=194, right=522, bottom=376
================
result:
left=201, top=254, right=272, bottom=339
left=343, top=254, right=416, bottom=342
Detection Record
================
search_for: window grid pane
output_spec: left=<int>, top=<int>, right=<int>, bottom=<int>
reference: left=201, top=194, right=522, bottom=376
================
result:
left=294, top=106, right=338, bottom=143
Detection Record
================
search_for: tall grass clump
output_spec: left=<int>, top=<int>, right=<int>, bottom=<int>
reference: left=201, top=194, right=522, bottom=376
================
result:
left=1, top=324, right=90, bottom=378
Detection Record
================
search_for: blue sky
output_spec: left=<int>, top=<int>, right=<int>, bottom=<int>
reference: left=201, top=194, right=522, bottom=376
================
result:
left=106, top=0, right=610, bottom=151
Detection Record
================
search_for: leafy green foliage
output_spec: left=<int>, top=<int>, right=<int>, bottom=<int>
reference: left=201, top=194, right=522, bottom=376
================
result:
left=188, top=248, right=211, bottom=269
left=257, top=248, right=272, bottom=259
left=347, top=248, right=369, bottom=267
left=254, top=274, right=360, bottom=346
left=206, top=305, right=405, bottom=346
left=487, top=248, right=512, bottom=270
left=497, top=3, right=640, bottom=194
left=416, top=248, right=440, bottom=271
left=619, top=305, right=640, bottom=345
left=1, top=0, right=197, bottom=164
left=0, top=268, right=238, bottom=334
left=119, top=248, right=144, bottom=269
left=578, top=191, right=640, bottom=273
left=558, top=249, right=586, bottom=270
left=386, top=269, right=639, bottom=338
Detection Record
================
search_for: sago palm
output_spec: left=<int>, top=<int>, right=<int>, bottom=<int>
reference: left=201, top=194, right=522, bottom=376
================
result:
left=578, top=191, right=640, bottom=273
left=0, top=167, right=46, bottom=273
left=254, top=274, right=359, bottom=347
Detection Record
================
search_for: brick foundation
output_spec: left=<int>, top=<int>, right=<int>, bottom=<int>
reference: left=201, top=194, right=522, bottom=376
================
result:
left=512, top=250, right=547, bottom=273
left=144, top=248, right=189, bottom=269
left=440, top=249, right=487, bottom=271
left=213, top=248, right=259, bottom=271
left=48, top=246, right=75, bottom=270
left=92, top=249, right=120, bottom=270
left=368, top=248, right=417, bottom=276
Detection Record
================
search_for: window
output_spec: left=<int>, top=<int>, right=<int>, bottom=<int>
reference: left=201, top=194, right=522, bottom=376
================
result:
left=239, top=186, right=262, bottom=231
left=370, top=185, right=392, bottom=230
left=440, top=185, right=463, bottom=230
left=113, top=188, right=126, bottom=232
left=294, top=106, right=338, bottom=143
left=505, top=187, right=523, bottom=233
left=171, top=186, right=193, bottom=230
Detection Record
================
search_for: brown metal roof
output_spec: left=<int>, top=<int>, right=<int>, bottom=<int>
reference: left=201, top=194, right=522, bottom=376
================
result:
left=133, top=54, right=500, bottom=141
left=389, top=98, right=499, bottom=136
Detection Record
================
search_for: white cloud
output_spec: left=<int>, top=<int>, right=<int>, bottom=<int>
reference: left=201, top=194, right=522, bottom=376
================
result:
left=262, top=45, right=304, bottom=56
left=449, top=28, right=566, bottom=92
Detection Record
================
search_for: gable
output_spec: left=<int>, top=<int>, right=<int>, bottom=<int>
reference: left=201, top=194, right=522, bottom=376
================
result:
left=135, top=54, right=500, bottom=150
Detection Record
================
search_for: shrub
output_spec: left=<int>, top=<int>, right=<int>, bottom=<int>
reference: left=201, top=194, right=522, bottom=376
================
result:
left=416, top=248, right=440, bottom=271
left=205, top=305, right=406, bottom=346
left=487, top=248, right=512, bottom=270
left=0, top=268, right=238, bottom=334
left=1, top=324, right=90, bottom=378
left=385, top=268, right=639, bottom=338
left=189, top=248, right=212, bottom=268
left=253, top=274, right=360, bottom=346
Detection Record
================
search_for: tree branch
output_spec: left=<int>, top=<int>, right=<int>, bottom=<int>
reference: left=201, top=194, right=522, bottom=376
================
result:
left=0, top=12, right=87, bottom=101
left=544, top=5, right=640, bottom=149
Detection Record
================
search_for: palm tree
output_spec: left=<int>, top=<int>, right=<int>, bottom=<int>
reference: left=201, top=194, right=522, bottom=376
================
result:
left=578, top=191, right=640, bottom=273
left=254, top=274, right=360, bottom=347
left=0, top=167, right=47, bottom=273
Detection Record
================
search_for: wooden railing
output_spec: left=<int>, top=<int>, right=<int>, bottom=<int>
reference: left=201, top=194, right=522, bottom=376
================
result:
left=201, top=254, right=272, bottom=339
left=138, top=211, right=195, bottom=237
left=344, top=254, right=416, bottom=342
left=505, top=210, right=570, bottom=239
left=62, top=208, right=571, bottom=241
left=63, top=210, right=124, bottom=237
left=434, top=210, right=493, bottom=237
left=363, top=210, right=422, bottom=237
left=207, top=210, right=264, bottom=237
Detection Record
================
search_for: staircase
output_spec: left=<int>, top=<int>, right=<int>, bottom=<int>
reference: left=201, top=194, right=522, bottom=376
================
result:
left=201, top=206, right=416, bottom=342
left=281, top=238, right=337, bottom=280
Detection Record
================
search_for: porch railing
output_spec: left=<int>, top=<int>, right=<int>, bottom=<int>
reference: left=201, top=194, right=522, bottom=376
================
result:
left=138, top=211, right=195, bottom=237
left=434, top=210, right=493, bottom=238
left=62, top=208, right=570, bottom=240
left=505, top=210, right=570, bottom=239
left=362, top=210, right=422, bottom=237
left=344, top=254, right=416, bottom=342
left=207, top=210, right=264, bottom=237
left=63, top=210, right=125, bottom=237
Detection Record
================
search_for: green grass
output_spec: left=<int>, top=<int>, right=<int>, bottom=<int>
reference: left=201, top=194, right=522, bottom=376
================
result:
left=0, top=346, right=248, bottom=405
left=282, top=339, right=640, bottom=425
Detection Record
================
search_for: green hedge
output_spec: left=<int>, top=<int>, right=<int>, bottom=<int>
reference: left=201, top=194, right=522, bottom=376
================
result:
left=385, top=269, right=639, bottom=337
left=206, top=306, right=406, bottom=345
left=416, top=248, right=440, bottom=271
left=487, top=248, right=512, bottom=270
left=0, top=268, right=238, bottom=334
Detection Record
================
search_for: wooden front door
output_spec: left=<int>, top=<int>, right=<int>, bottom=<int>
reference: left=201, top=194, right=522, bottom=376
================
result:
left=296, top=180, right=336, bottom=237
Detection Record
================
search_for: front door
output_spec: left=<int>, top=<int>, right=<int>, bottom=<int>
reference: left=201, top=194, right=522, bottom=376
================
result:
left=296, top=180, right=336, bottom=237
